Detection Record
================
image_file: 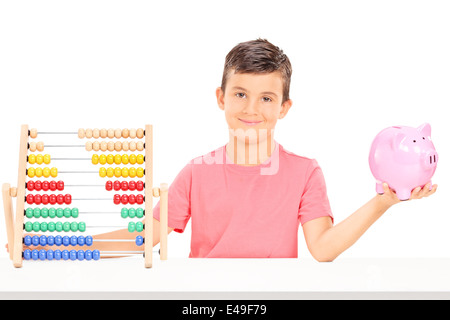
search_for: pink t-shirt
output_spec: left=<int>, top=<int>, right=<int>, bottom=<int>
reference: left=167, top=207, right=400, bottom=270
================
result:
left=153, top=141, right=333, bottom=258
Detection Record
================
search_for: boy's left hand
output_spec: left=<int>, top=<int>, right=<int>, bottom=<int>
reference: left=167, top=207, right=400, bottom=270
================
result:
left=380, top=182, right=438, bottom=207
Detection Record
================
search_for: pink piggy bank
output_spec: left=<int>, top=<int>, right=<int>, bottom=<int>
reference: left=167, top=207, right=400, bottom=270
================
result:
left=369, top=123, right=438, bottom=200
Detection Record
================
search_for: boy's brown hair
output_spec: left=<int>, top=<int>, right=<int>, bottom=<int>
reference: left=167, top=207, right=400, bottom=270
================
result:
left=221, top=38, right=292, bottom=104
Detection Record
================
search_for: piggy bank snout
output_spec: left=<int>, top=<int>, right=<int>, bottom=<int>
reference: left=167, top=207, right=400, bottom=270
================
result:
left=424, top=150, right=438, bottom=168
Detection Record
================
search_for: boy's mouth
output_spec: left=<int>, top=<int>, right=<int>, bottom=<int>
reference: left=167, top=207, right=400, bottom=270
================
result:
left=238, top=118, right=263, bottom=126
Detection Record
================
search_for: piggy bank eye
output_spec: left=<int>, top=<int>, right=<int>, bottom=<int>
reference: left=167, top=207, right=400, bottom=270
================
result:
left=422, top=137, right=425, bottom=140
left=413, top=140, right=416, bottom=143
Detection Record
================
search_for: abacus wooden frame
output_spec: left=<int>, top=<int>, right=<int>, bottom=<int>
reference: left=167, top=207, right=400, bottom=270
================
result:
left=2, top=124, right=168, bottom=268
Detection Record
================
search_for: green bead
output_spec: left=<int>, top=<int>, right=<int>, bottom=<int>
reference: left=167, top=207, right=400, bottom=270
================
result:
left=64, top=208, right=71, bottom=218
left=33, top=222, right=40, bottom=232
left=40, top=222, right=48, bottom=232
left=70, top=222, right=78, bottom=232
left=55, top=222, right=63, bottom=232
left=25, top=221, right=33, bottom=232
left=136, top=208, right=144, bottom=218
left=56, top=208, right=64, bottom=218
left=33, top=208, right=41, bottom=218
left=48, top=208, right=56, bottom=218
left=128, top=222, right=136, bottom=233
left=63, top=222, right=71, bottom=232
left=78, top=222, right=86, bottom=232
left=25, top=208, right=34, bottom=218
left=128, top=208, right=136, bottom=218
left=41, top=208, right=49, bottom=218
left=71, top=208, right=79, bottom=218
left=121, top=208, right=128, bottom=218
left=135, top=221, right=143, bottom=232
left=48, top=222, right=56, bottom=232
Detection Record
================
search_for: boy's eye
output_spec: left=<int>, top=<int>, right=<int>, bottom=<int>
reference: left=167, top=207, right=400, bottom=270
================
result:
left=235, top=92, right=246, bottom=98
left=262, top=97, right=272, bottom=102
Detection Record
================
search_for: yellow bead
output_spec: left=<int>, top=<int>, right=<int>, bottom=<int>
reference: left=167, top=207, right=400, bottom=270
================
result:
left=107, top=154, right=114, bottom=165
left=121, top=167, right=129, bottom=178
left=92, top=154, right=99, bottom=165
left=35, top=167, right=43, bottom=177
left=129, top=154, right=137, bottom=165
left=107, top=167, right=114, bottom=178
left=137, top=167, right=144, bottom=178
left=50, top=167, right=58, bottom=178
left=28, top=154, right=36, bottom=164
left=114, top=167, right=122, bottom=178
left=36, top=154, right=44, bottom=165
left=137, top=154, right=144, bottom=164
left=114, top=154, right=122, bottom=165
left=99, top=154, right=107, bottom=165
left=99, top=167, right=106, bottom=178
left=129, top=167, right=136, bottom=178
left=43, top=154, right=51, bottom=164
left=43, top=167, right=50, bottom=178
left=27, top=167, right=35, bottom=178
left=121, top=154, right=129, bottom=165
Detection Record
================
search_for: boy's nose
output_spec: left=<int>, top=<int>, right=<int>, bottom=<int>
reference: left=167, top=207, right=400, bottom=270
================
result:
left=242, top=99, right=259, bottom=114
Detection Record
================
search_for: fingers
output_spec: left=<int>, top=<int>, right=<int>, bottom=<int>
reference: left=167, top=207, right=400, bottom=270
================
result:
left=410, top=183, right=438, bottom=199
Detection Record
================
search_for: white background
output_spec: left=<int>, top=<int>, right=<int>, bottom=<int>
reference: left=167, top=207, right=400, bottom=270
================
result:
left=0, top=0, right=449, bottom=259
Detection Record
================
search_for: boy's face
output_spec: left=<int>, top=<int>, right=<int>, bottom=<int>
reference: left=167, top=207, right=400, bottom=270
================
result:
left=216, top=70, right=292, bottom=144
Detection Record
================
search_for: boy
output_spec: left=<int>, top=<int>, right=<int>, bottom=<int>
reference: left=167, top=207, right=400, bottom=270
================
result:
left=150, top=38, right=437, bottom=260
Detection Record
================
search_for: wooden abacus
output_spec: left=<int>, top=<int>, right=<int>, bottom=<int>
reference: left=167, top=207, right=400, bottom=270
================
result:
left=2, top=124, right=168, bottom=268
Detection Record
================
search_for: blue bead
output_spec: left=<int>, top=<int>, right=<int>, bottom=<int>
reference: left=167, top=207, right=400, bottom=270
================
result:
left=47, top=249, right=54, bottom=261
left=24, top=235, right=32, bottom=246
left=135, top=235, right=144, bottom=246
left=77, top=250, right=85, bottom=260
left=47, top=235, right=55, bottom=246
left=32, top=235, right=40, bottom=246
left=23, top=249, right=31, bottom=260
left=85, top=250, right=92, bottom=261
left=62, top=250, right=69, bottom=260
left=70, top=236, right=78, bottom=246
left=69, top=250, right=77, bottom=261
left=31, top=249, right=39, bottom=260
left=62, top=236, right=70, bottom=246
left=85, top=236, right=93, bottom=246
left=54, top=250, right=62, bottom=260
left=77, top=236, right=85, bottom=246
left=55, top=235, right=62, bottom=246
left=39, top=249, right=46, bottom=260
left=93, top=249, right=100, bottom=260
left=39, top=235, right=47, bottom=247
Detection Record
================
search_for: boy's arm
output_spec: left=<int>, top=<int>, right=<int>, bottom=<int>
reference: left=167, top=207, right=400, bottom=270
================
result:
left=302, top=183, right=438, bottom=262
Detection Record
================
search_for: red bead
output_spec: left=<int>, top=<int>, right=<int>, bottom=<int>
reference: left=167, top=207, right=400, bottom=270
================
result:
left=128, top=194, right=136, bottom=204
left=121, top=181, right=128, bottom=191
left=41, top=194, right=49, bottom=205
left=49, top=181, right=57, bottom=191
left=26, top=194, right=34, bottom=204
left=113, top=181, right=121, bottom=191
left=57, top=180, right=64, bottom=191
left=128, top=181, right=136, bottom=191
left=64, top=194, right=72, bottom=205
left=105, top=181, right=112, bottom=191
left=27, top=181, right=35, bottom=191
left=42, top=181, right=49, bottom=191
left=49, top=194, right=57, bottom=205
left=113, top=194, right=121, bottom=205
left=121, top=194, right=129, bottom=205
left=34, top=194, right=42, bottom=205
left=136, top=181, right=144, bottom=191
left=34, top=181, right=42, bottom=191
left=136, top=194, right=144, bottom=204
left=56, top=194, right=64, bottom=205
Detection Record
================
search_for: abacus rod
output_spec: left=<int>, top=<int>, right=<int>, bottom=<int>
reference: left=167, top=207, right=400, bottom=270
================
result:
left=45, top=145, right=85, bottom=147
left=52, top=158, right=91, bottom=160
left=38, top=132, right=78, bottom=134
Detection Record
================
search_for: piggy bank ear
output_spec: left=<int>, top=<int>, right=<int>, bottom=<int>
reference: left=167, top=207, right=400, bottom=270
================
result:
left=392, top=132, right=407, bottom=149
left=417, top=123, right=431, bottom=138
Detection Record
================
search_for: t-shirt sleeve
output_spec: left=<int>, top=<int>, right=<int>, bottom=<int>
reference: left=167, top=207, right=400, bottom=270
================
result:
left=298, top=160, right=334, bottom=225
left=153, top=163, right=192, bottom=233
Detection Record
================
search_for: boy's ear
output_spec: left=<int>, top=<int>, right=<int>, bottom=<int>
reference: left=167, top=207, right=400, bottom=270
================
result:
left=216, top=87, right=225, bottom=110
left=278, top=99, right=293, bottom=119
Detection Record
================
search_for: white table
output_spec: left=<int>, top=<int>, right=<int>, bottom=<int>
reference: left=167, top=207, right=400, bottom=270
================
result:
left=1, top=257, right=450, bottom=299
